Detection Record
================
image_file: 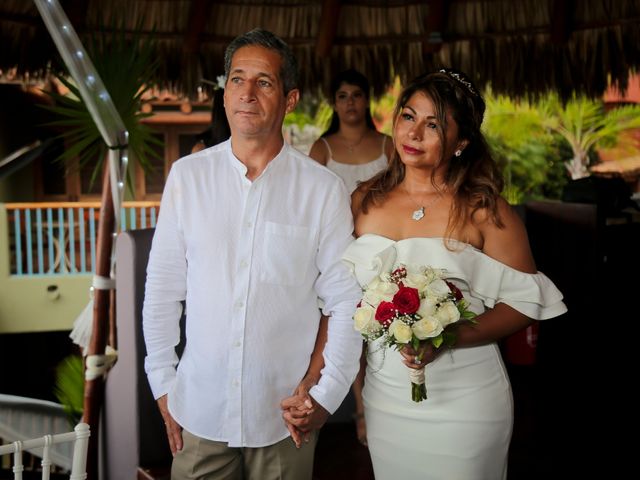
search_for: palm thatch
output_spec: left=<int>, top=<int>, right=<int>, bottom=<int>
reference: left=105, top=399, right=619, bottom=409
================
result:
left=1, top=0, right=639, bottom=100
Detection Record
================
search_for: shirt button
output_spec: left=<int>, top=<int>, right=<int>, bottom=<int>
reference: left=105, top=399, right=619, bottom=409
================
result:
left=233, top=379, right=239, bottom=387
left=235, top=301, right=244, bottom=309
left=234, top=340, right=242, bottom=347
left=245, top=221, right=252, bottom=228
left=239, top=260, right=248, bottom=268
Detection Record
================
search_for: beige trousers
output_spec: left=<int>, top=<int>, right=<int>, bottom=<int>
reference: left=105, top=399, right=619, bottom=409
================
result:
left=171, top=429, right=317, bottom=480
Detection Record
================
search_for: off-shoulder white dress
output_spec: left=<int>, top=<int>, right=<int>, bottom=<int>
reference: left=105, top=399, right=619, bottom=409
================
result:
left=342, top=234, right=567, bottom=480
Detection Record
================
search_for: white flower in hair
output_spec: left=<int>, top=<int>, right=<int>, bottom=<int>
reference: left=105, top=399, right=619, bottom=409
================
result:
left=216, top=75, right=226, bottom=90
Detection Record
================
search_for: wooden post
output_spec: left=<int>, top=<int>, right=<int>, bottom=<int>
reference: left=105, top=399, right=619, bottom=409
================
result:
left=82, top=160, right=115, bottom=480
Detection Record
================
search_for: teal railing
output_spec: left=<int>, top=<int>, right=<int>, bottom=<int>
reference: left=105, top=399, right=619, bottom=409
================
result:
left=5, top=201, right=159, bottom=276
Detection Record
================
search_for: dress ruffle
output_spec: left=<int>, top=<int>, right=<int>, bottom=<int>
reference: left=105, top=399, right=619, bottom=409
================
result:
left=343, top=234, right=567, bottom=321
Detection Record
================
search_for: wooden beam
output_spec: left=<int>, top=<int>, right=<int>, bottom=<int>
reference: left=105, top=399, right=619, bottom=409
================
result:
left=20, top=15, right=635, bottom=46
left=551, top=0, right=575, bottom=45
left=183, top=0, right=214, bottom=55
left=422, top=0, right=448, bottom=54
left=315, top=0, right=342, bottom=58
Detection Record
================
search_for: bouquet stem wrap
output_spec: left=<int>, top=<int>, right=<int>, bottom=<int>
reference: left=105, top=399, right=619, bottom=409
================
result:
left=408, top=366, right=427, bottom=402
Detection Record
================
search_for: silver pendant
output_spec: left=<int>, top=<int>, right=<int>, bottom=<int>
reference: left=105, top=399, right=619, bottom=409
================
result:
left=412, top=207, right=425, bottom=221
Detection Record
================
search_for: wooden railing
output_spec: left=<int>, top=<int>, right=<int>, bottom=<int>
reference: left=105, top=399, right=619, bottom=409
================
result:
left=4, top=201, right=159, bottom=276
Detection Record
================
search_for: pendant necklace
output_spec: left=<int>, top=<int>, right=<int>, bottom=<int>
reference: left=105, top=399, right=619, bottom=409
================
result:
left=340, top=131, right=366, bottom=153
left=404, top=187, right=444, bottom=221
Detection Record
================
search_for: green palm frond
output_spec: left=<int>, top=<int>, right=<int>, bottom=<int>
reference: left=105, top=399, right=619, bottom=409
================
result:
left=484, top=91, right=567, bottom=200
left=486, top=91, right=640, bottom=180
left=53, top=354, right=85, bottom=427
left=42, top=23, right=163, bottom=189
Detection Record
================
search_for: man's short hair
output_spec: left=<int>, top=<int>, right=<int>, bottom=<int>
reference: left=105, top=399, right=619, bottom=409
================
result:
left=224, top=28, right=299, bottom=95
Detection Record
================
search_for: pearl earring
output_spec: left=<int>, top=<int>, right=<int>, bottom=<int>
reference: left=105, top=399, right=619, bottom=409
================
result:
left=455, top=149, right=462, bottom=157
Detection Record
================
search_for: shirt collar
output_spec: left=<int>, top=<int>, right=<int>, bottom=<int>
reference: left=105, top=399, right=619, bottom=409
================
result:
left=226, top=138, right=288, bottom=181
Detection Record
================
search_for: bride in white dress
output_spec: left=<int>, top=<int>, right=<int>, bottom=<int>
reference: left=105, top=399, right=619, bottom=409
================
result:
left=283, top=69, right=566, bottom=479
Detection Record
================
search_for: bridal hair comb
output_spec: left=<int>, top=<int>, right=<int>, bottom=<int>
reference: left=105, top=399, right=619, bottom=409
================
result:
left=439, top=69, right=479, bottom=98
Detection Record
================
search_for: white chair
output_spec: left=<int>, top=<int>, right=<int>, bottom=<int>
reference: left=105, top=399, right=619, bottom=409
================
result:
left=0, top=422, right=89, bottom=480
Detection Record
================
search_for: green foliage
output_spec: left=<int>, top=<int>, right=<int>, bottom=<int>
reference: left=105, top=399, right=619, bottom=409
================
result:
left=431, top=334, right=444, bottom=349
left=529, top=93, right=640, bottom=179
left=370, top=78, right=402, bottom=135
left=480, top=90, right=640, bottom=200
left=442, top=330, right=458, bottom=347
left=284, top=99, right=332, bottom=132
left=484, top=92, right=566, bottom=202
left=53, top=354, right=84, bottom=427
left=42, top=25, right=163, bottom=190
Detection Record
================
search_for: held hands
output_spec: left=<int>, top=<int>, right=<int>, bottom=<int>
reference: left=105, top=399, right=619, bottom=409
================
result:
left=353, top=412, right=367, bottom=446
left=280, top=375, right=329, bottom=448
left=400, top=342, right=440, bottom=369
left=157, top=394, right=183, bottom=456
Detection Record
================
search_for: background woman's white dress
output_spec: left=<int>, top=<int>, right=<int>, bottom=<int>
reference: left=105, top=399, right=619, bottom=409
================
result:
left=343, top=234, right=566, bottom=479
left=321, top=137, right=388, bottom=193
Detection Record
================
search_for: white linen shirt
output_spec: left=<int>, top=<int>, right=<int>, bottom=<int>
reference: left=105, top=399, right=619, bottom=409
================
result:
left=143, top=139, right=363, bottom=447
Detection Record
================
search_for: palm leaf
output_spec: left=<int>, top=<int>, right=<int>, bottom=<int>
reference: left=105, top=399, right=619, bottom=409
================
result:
left=41, top=22, right=163, bottom=190
left=53, top=354, right=85, bottom=427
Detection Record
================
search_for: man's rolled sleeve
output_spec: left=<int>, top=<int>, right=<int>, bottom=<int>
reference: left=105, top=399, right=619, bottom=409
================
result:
left=311, top=181, right=362, bottom=413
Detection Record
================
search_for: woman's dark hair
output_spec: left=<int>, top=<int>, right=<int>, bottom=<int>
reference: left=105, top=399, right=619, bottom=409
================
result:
left=359, top=69, right=505, bottom=239
left=322, top=69, right=377, bottom=137
left=195, top=88, right=230, bottom=147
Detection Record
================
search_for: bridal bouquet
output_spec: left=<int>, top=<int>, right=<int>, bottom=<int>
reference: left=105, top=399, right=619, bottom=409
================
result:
left=353, top=265, right=476, bottom=402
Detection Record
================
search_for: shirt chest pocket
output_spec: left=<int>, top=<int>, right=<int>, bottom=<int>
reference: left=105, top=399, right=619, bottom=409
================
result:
left=260, top=222, right=316, bottom=286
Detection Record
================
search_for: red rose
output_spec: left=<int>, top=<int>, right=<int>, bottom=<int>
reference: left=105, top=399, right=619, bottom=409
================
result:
left=446, top=281, right=463, bottom=301
left=393, top=286, right=421, bottom=314
left=375, top=301, right=397, bottom=327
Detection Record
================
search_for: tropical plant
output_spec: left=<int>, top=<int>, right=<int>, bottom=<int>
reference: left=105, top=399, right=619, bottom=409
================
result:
left=370, top=77, right=402, bottom=135
left=526, top=93, right=640, bottom=180
left=483, top=92, right=567, bottom=203
left=42, top=26, right=162, bottom=189
left=53, top=354, right=85, bottom=426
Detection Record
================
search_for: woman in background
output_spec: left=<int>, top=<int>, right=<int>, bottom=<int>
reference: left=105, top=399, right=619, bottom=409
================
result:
left=309, top=69, right=392, bottom=193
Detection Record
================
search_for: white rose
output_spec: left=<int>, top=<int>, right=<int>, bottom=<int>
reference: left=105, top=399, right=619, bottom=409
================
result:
left=403, top=273, right=429, bottom=293
left=412, top=316, right=444, bottom=340
left=389, top=319, right=412, bottom=344
left=354, top=305, right=374, bottom=332
left=353, top=305, right=382, bottom=335
left=436, top=301, right=461, bottom=327
left=417, top=297, right=438, bottom=318
left=425, top=278, right=451, bottom=300
left=363, top=277, right=399, bottom=306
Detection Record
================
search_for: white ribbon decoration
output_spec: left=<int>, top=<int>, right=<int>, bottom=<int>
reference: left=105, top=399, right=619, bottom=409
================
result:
left=408, top=367, right=426, bottom=386
left=92, top=275, right=115, bottom=291
left=85, top=345, right=118, bottom=381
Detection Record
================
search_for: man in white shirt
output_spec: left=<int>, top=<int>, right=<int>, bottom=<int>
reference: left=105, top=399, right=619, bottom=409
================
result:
left=142, top=28, right=363, bottom=479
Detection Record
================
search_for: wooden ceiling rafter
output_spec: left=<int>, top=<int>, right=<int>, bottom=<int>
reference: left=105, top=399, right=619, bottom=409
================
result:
left=422, top=0, right=448, bottom=55
left=183, top=0, right=213, bottom=55
left=315, top=0, right=342, bottom=58
left=551, top=0, right=575, bottom=45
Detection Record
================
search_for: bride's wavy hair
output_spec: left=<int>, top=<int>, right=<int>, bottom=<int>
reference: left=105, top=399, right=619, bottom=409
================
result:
left=358, top=69, right=505, bottom=238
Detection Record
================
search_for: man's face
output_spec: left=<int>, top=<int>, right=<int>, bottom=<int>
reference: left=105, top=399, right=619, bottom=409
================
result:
left=223, top=45, right=298, bottom=140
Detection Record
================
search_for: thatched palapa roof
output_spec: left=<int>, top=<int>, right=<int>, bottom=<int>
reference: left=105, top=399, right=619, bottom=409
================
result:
left=1, top=0, right=639, bottom=100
